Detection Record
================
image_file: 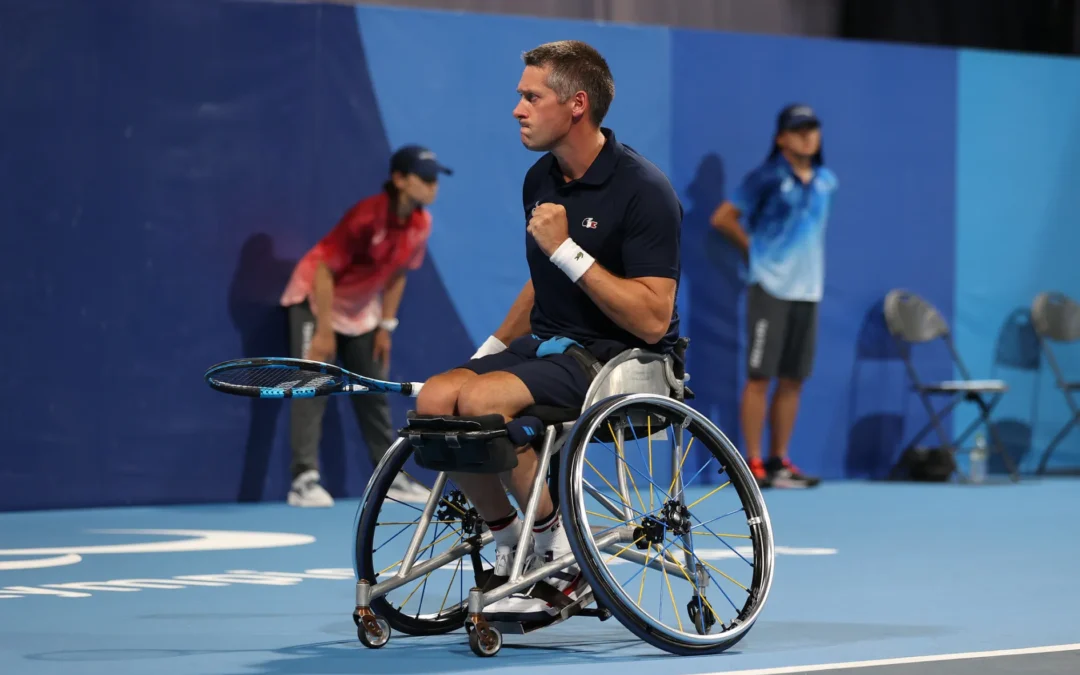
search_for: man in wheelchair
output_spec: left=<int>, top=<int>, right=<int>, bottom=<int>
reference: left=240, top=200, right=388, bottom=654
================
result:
left=413, top=40, right=683, bottom=622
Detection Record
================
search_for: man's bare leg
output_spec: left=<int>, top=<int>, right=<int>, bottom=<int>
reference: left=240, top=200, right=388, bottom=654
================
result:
left=414, top=369, right=517, bottom=521
left=454, top=372, right=553, bottom=522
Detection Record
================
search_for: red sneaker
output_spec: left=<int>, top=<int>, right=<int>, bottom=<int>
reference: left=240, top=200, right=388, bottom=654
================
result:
left=749, top=457, right=771, bottom=488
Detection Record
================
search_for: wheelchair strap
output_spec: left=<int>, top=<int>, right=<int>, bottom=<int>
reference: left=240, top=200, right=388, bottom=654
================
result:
left=533, top=334, right=604, bottom=383
left=566, top=344, right=603, bottom=382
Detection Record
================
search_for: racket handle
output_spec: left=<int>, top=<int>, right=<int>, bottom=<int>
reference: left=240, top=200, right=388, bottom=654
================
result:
left=403, top=382, right=424, bottom=397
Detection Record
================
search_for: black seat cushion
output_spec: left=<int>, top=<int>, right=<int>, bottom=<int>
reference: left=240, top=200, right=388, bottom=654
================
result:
left=518, top=405, right=580, bottom=426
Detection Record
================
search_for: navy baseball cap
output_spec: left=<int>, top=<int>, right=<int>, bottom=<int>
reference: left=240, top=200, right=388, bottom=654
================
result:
left=777, top=104, right=821, bottom=131
left=390, top=145, right=453, bottom=182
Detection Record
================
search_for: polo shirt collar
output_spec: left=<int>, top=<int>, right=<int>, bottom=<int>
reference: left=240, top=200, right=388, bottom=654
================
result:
left=547, top=127, right=621, bottom=187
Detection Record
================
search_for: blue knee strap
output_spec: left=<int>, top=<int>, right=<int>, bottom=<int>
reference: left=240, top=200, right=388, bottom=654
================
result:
left=507, top=416, right=543, bottom=447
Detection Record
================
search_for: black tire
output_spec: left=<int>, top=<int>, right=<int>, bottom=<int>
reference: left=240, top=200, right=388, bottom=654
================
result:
left=353, top=439, right=472, bottom=636
left=559, top=393, right=775, bottom=656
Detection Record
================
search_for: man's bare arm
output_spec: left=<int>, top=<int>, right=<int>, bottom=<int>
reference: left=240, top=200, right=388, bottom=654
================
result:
left=577, top=269, right=675, bottom=345
left=493, top=280, right=534, bottom=344
left=710, top=201, right=750, bottom=254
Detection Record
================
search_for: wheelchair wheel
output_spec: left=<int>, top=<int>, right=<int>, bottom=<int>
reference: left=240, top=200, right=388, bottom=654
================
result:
left=354, top=438, right=496, bottom=636
left=559, top=393, right=775, bottom=656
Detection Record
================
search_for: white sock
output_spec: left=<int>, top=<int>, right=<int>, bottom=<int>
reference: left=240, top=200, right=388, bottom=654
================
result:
left=532, top=509, right=565, bottom=555
left=488, top=512, right=521, bottom=548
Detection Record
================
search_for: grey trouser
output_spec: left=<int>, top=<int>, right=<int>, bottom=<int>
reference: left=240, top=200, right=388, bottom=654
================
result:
left=287, top=302, right=394, bottom=479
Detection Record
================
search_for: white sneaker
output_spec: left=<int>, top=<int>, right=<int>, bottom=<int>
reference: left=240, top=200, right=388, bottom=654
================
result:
left=485, top=513, right=588, bottom=622
left=385, top=473, right=431, bottom=504
left=287, top=470, right=334, bottom=508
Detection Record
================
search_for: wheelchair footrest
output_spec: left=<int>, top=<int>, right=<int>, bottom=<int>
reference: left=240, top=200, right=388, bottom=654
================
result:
left=488, top=590, right=599, bottom=634
left=400, top=412, right=518, bottom=474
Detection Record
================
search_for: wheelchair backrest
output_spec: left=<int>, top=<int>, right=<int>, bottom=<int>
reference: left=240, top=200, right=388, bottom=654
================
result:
left=581, top=348, right=682, bottom=411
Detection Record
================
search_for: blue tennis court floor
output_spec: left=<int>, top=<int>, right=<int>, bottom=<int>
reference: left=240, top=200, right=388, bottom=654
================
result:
left=2, top=479, right=1078, bottom=675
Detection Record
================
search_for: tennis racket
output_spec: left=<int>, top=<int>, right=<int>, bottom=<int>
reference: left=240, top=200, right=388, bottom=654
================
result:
left=204, top=357, right=424, bottom=399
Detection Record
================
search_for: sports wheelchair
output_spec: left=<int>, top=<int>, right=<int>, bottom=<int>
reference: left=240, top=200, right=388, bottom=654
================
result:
left=351, top=339, right=775, bottom=657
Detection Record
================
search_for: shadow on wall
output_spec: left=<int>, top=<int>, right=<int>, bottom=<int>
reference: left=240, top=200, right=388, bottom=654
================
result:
left=845, top=299, right=908, bottom=479
left=988, top=307, right=1041, bottom=473
left=679, top=153, right=746, bottom=469
left=227, top=233, right=301, bottom=501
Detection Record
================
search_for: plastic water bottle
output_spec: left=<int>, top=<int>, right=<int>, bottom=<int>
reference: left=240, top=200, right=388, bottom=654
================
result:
left=970, top=433, right=988, bottom=484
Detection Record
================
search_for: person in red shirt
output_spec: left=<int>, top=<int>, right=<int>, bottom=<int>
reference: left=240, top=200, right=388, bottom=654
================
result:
left=279, top=145, right=451, bottom=507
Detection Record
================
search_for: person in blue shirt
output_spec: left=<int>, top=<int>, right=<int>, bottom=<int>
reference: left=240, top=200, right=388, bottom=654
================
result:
left=710, top=104, right=837, bottom=489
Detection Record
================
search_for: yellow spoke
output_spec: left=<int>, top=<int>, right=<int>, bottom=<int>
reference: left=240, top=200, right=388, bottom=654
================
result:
left=437, top=557, right=463, bottom=616
left=647, top=416, right=654, bottom=513
left=687, top=481, right=730, bottom=510
left=668, top=436, right=696, bottom=495
left=605, top=535, right=646, bottom=565
left=586, top=510, right=624, bottom=523
left=673, top=542, right=748, bottom=592
left=397, top=568, right=434, bottom=609
left=377, top=527, right=463, bottom=576
left=637, top=541, right=652, bottom=605
left=695, top=532, right=752, bottom=539
left=670, top=551, right=724, bottom=631
left=659, top=545, right=684, bottom=632
left=377, top=521, right=458, bottom=526
left=584, top=457, right=630, bottom=510
left=610, top=420, right=648, bottom=516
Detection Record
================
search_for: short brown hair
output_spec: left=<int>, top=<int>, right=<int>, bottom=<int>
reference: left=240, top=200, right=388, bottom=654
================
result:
left=522, top=40, right=615, bottom=127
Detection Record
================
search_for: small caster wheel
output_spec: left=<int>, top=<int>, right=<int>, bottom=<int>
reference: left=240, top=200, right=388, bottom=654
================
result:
left=687, top=595, right=716, bottom=635
left=352, top=610, right=361, bottom=627
left=467, top=623, right=502, bottom=657
left=358, top=616, right=391, bottom=649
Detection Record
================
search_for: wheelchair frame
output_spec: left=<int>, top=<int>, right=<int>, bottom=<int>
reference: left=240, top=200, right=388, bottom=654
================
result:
left=352, top=346, right=775, bottom=657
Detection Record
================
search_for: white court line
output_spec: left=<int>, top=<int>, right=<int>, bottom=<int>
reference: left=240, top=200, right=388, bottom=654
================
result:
left=704, top=643, right=1080, bottom=675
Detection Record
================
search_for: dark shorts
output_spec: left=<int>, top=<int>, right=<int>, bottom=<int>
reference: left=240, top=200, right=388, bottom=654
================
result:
left=458, top=335, right=596, bottom=410
left=746, top=284, right=818, bottom=381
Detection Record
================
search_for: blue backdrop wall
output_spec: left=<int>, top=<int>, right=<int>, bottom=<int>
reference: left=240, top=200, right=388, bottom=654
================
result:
left=1, top=0, right=1078, bottom=511
left=954, top=50, right=1080, bottom=474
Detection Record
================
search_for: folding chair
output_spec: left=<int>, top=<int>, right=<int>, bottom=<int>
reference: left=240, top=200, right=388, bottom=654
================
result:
left=883, top=290, right=1020, bottom=482
left=1030, top=291, right=1080, bottom=475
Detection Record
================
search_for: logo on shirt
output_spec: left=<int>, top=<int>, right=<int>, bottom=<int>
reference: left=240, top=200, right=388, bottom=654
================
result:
left=581, top=217, right=598, bottom=229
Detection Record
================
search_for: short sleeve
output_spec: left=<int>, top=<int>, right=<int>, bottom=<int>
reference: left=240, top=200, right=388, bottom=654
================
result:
left=621, top=180, right=682, bottom=280
left=728, top=167, right=776, bottom=227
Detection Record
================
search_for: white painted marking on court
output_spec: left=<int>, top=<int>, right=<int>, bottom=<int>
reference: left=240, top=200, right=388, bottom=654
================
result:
left=702, top=642, right=1080, bottom=675
left=0, top=530, right=315, bottom=571
left=0, top=554, right=83, bottom=571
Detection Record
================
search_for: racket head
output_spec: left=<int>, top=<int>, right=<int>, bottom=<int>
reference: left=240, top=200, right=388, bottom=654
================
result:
left=204, top=357, right=359, bottom=399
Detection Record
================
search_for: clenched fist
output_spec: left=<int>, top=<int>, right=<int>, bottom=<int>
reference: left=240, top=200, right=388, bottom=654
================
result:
left=527, top=202, right=569, bottom=256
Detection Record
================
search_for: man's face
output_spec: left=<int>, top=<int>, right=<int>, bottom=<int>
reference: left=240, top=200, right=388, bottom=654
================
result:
left=778, top=125, right=822, bottom=159
left=393, top=172, right=439, bottom=206
left=513, top=65, right=574, bottom=152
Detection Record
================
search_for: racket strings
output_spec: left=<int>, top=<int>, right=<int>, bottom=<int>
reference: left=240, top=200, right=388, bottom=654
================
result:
left=213, top=366, right=339, bottom=392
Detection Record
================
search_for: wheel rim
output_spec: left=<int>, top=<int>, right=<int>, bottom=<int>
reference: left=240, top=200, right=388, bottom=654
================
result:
left=354, top=439, right=495, bottom=632
left=566, top=393, right=775, bottom=648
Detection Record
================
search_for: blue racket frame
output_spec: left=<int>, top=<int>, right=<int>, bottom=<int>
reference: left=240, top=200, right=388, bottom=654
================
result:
left=204, top=357, right=425, bottom=399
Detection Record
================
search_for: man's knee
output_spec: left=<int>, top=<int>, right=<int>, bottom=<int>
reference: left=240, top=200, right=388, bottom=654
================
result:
left=456, top=373, right=529, bottom=419
left=745, top=377, right=771, bottom=396
left=776, top=377, right=803, bottom=395
left=416, top=369, right=474, bottom=415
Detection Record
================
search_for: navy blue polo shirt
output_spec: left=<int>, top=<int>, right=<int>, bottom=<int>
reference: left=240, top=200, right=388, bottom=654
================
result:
left=522, top=128, right=682, bottom=362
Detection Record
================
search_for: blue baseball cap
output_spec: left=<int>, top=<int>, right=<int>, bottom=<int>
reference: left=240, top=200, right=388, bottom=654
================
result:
left=390, top=144, right=453, bottom=182
left=777, top=104, right=821, bottom=131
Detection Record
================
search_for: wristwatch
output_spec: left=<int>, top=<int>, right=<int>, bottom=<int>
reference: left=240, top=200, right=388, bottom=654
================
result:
left=379, top=318, right=399, bottom=333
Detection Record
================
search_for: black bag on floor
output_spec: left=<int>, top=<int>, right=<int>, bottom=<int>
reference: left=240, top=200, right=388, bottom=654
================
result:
left=889, top=446, right=956, bottom=482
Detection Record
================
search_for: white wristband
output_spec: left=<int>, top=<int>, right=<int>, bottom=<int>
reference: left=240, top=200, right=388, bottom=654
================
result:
left=471, top=335, right=507, bottom=360
left=549, top=238, right=595, bottom=283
